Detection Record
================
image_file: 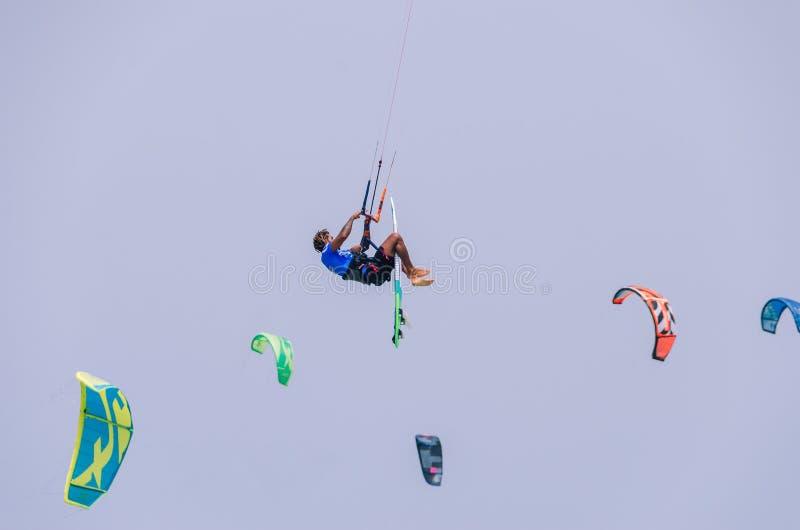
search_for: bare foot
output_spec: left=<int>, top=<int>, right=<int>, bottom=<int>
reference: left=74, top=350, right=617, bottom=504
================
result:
left=411, top=277, right=434, bottom=287
left=404, top=267, right=430, bottom=278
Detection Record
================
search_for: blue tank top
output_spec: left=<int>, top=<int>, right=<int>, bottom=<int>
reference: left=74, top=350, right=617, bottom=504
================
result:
left=321, top=243, right=354, bottom=276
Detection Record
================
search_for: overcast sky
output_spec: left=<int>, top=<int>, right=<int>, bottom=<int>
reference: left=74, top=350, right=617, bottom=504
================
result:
left=2, top=1, right=800, bottom=529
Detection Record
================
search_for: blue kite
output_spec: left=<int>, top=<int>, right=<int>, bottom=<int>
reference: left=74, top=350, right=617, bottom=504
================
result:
left=761, top=297, right=800, bottom=334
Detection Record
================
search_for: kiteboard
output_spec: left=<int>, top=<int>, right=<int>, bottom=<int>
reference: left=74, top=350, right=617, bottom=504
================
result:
left=391, top=197, right=406, bottom=347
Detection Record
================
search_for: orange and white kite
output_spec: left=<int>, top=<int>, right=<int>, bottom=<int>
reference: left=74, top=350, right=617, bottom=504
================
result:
left=613, top=285, right=677, bottom=361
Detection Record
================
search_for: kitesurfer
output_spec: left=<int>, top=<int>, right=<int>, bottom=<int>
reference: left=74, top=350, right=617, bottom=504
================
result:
left=313, top=211, right=432, bottom=286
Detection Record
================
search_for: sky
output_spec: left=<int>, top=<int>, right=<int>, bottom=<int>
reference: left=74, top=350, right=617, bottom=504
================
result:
left=2, top=1, right=800, bottom=529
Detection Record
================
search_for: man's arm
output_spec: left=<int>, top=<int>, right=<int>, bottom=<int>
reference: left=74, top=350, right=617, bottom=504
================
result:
left=330, top=211, right=362, bottom=251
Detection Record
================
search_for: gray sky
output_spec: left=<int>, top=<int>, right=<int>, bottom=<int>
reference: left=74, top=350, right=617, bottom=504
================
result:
left=2, top=1, right=800, bottom=529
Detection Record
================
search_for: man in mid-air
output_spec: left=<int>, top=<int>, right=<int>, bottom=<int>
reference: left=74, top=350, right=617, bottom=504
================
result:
left=313, top=211, right=433, bottom=287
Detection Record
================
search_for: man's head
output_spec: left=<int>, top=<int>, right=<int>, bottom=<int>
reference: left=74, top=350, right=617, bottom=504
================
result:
left=313, top=229, right=331, bottom=252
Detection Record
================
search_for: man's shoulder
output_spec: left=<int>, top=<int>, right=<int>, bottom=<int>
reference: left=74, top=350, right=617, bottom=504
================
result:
left=321, top=243, right=350, bottom=260
left=325, top=244, right=352, bottom=256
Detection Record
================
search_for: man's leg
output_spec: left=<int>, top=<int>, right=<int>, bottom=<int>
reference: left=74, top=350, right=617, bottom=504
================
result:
left=379, top=233, right=430, bottom=279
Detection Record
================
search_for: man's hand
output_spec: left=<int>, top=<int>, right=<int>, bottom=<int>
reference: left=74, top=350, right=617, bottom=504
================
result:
left=331, top=211, right=362, bottom=251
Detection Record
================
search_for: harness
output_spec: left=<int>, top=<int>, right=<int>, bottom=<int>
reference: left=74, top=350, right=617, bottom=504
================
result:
left=342, top=251, right=388, bottom=285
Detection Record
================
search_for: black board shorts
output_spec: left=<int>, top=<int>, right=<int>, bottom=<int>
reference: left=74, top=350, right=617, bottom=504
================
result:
left=342, top=248, right=393, bottom=286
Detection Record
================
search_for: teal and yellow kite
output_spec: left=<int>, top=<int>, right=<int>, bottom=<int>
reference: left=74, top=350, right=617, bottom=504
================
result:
left=64, top=372, right=133, bottom=509
left=251, top=332, right=294, bottom=386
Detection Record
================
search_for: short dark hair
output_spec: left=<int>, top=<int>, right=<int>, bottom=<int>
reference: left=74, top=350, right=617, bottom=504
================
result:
left=313, top=229, right=330, bottom=252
